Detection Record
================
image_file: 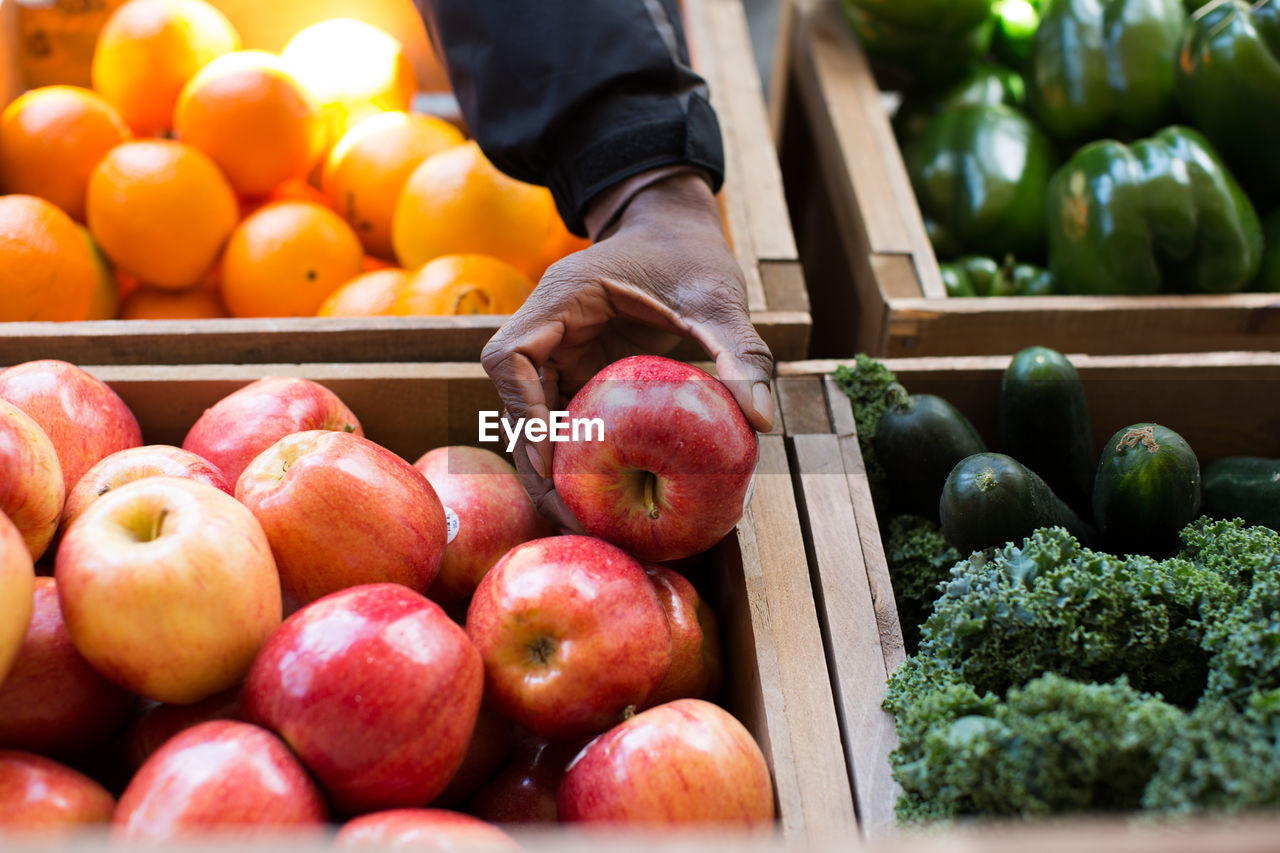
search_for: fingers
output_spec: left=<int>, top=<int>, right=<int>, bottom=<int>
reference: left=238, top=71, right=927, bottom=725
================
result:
left=683, top=291, right=776, bottom=433
left=510, top=430, right=586, bottom=535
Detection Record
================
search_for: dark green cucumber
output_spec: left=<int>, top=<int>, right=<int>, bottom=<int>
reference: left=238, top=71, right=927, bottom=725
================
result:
left=873, top=385, right=987, bottom=520
left=1093, top=423, right=1201, bottom=556
left=999, top=346, right=1095, bottom=519
left=940, top=452, right=1098, bottom=554
left=1203, top=457, right=1280, bottom=532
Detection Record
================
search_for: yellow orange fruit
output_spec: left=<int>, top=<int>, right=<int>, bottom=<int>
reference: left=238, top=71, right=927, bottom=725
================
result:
left=390, top=254, right=534, bottom=316
left=0, top=86, right=131, bottom=222
left=323, top=111, right=464, bottom=259
left=174, top=50, right=324, bottom=198
left=540, top=218, right=593, bottom=277
left=91, top=0, right=240, bottom=137
left=316, top=268, right=409, bottom=317
left=221, top=201, right=364, bottom=317
left=86, top=139, right=238, bottom=289
left=0, top=195, right=97, bottom=322
left=80, top=227, right=120, bottom=320
left=120, top=284, right=228, bottom=319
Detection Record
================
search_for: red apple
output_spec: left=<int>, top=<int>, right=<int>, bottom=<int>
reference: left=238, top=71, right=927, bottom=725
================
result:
left=63, top=444, right=231, bottom=531
left=0, top=399, right=63, bottom=561
left=559, top=698, right=775, bottom=828
left=551, top=356, right=758, bottom=562
left=334, top=808, right=520, bottom=851
left=244, top=583, right=484, bottom=815
left=415, top=446, right=551, bottom=604
left=0, top=359, right=142, bottom=496
left=642, top=564, right=723, bottom=707
left=0, top=750, right=114, bottom=830
left=468, top=735, right=587, bottom=824
left=182, top=376, right=362, bottom=484
left=0, top=577, right=134, bottom=759
left=56, top=477, right=281, bottom=704
left=0, top=514, right=35, bottom=683
left=465, top=535, right=672, bottom=739
left=236, top=430, right=447, bottom=605
left=430, top=705, right=516, bottom=808
left=113, top=720, right=329, bottom=839
left=122, top=687, right=243, bottom=772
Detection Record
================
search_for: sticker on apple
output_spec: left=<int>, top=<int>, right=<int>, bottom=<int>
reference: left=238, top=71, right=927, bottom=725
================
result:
left=443, top=505, right=460, bottom=544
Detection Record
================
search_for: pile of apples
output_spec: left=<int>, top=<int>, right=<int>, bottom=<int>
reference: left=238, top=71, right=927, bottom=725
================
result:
left=0, top=355, right=774, bottom=841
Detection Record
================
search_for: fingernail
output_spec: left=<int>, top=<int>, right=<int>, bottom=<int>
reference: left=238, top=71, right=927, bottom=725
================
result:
left=527, top=443, right=548, bottom=479
left=751, top=382, right=775, bottom=431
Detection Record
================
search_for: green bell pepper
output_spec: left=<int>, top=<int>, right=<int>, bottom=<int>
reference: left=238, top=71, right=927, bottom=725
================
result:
left=906, top=103, right=1058, bottom=260
left=1257, top=211, right=1280, bottom=292
left=993, top=0, right=1042, bottom=68
left=1026, top=0, right=1186, bottom=142
left=1177, top=0, right=1280, bottom=205
left=941, top=255, right=1055, bottom=296
left=841, top=0, right=996, bottom=84
left=894, top=65, right=1026, bottom=145
left=845, top=0, right=994, bottom=32
left=1046, top=126, right=1263, bottom=295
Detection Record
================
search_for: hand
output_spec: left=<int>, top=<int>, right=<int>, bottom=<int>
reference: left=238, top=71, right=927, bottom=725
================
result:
left=480, top=170, right=775, bottom=531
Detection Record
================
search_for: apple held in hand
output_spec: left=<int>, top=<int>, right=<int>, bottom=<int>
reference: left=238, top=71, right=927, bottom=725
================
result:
left=114, top=720, right=329, bottom=839
left=466, top=535, right=673, bottom=739
left=0, top=750, right=114, bottom=831
left=182, top=376, right=362, bottom=484
left=244, top=583, right=484, bottom=815
left=0, top=359, right=142, bottom=496
left=642, top=564, right=723, bottom=708
left=56, top=477, right=281, bottom=704
left=0, top=514, right=35, bottom=684
left=236, top=430, right=447, bottom=604
left=552, top=355, right=758, bottom=562
left=0, top=399, right=63, bottom=561
left=63, top=444, right=231, bottom=531
left=559, top=698, right=775, bottom=828
left=334, top=808, right=520, bottom=851
left=415, top=445, right=551, bottom=604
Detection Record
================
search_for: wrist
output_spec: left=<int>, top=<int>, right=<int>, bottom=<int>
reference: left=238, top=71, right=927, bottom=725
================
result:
left=584, top=166, right=718, bottom=241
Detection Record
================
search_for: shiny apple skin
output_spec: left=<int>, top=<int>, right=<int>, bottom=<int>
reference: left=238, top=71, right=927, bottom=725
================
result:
left=551, top=356, right=758, bottom=562
left=0, top=399, right=64, bottom=561
left=0, top=359, right=142, bottom=497
left=465, top=535, right=673, bottom=739
left=63, top=444, right=231, bottom=531
left=0, top=513, right=35, bottom=683
left=559, top=698, right=775, bottom=827
left=468, top=735, right=587, bottom=824
left=0, top=750, right=114, bottom=830
left=244, top=583, right=484, bottom=816
left=236, top=430, right=447, bottom=605
left=641, top=564, right=723, bottom=708
left=122, top=687, right=243, bottom=772
left=55, top=477, right=282, bottom=704
left=334, top=808, right=520, bottom=851
left=0, top=577, right=134, bottom=759
left=182, top=376, right=363, bottom=485
left=415, top=446, right=551, bottom=604
left=113, top=720, right=329, bottom=839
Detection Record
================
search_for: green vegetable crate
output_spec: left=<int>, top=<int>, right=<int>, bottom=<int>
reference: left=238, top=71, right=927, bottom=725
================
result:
left=771, top=0, right=1280, bottom=357
left=774, top=351, right=1280, bottom=841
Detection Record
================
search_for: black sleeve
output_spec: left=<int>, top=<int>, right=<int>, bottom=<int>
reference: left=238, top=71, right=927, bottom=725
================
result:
left=414, top=0, right=725, bottom=236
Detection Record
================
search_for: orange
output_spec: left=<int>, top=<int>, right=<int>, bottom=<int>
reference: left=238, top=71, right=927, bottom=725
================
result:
left=539, top=217, right=593, bottom=277
left=317, top=268, right=409, bottom=317
left=86, top=139, right=238, bottom=289
left=91, top=0, right=240, bottom=137
left=392, top=141, right=558, bottom=281
left=322, top=111, right=464, bottom=259
left=239, top=177, right=331, bottom=220
left=362, top=254, right=394, bottom=272
left=0, top=195, right=97, bottom=322
left=174, top=50, right=324, bottom=198
left=390, top=254, right=534, bottom=316
left=0, top=86, right=131, bottom=222
left=120, top=284, right=228, bottom=319
left=80, top=226, right=120, bottom=320
left=221, top=201, right=364, bottom=317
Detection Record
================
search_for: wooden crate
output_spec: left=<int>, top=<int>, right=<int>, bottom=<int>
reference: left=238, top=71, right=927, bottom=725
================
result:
left=774, top=351, right=1280, bottom=837
left=772, top=0, right=1280, bottom=358
left=0, top=0, right=810, bottom=364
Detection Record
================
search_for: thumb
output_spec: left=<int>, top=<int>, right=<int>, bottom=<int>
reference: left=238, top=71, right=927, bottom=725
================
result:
left=688, top=306, right=775, bottom=433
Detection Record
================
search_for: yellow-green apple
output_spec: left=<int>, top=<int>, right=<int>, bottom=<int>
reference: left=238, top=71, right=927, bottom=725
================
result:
left=0, top=577, right=134, bottom=760
left=236, top=430, right=447, bottom=605
left=333, top=808, right=520, bottom=851
left=113, top=720, right=329, bottom=839
left=465, top=535, right=673, bottom=739
left=0, top=359, right=142, bottom=496
left=559, top=698, right=774, bottom=827
left=642, top=565, right=723, bottom=707
left=55, top=477, right=281, bottom=704
left=243, top=583, right=484, bottom=815
left=551, top=356, right=758, bottom=562
left=63, top=444, right=231, bottom=531
left=122, top=688, right=243, bottom=772
left=0, top=514, right=34, bottom=683
left=182, top=376, right=363, bottom=484
left=429, top=705, right=516, bottom=808
left=0, top=399, right=63, bottom=561
left=414, top=446, right=551, bottom=604
left=0, top=750, right=114, bottom=831
left=468, top=735, right=587, bottom=824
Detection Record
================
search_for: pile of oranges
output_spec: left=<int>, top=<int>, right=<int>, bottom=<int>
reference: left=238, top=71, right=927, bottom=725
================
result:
left=0, top=0, right=586, bottom=323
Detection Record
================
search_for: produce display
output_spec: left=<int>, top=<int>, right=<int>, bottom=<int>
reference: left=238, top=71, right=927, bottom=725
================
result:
left=0, top=0, right=589, bottom=322
left=0, top=356, right=774, bottom=837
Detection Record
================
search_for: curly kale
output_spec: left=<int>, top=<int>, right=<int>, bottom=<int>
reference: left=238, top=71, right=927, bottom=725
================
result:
left=832, top=354, right=897, bottom=509
left=1204, top=564, right=1280, bottom=705
left=884, top=515, right=962, bottom=652
left=1178, top=516, right=1280, bottom=594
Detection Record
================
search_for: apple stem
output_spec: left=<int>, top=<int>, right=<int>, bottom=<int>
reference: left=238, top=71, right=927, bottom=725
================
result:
left=643, top=472, right=660, bottom=520
left=622, top=704, right=637, bottom=720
